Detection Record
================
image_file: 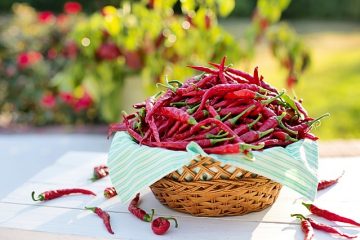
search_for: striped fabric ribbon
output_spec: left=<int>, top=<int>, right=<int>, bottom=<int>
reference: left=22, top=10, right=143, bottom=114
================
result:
left=108, top=131, right=318, bottom=203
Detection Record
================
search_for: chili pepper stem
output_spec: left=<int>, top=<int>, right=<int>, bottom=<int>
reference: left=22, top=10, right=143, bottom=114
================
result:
left=85, top=206, right=96, bottom=212
left=165, top=217, right=179, bottom=228
left=291, top=213, right=306, bottom=220
left=307, top=113, right=331, bottom=128
left=144, top=209, right=155, bottom=222
left=31, top=191, right=43, bottom=201
left=302, top=202, right=311, bottom=210
left=261, top=91, right=285, bottom=105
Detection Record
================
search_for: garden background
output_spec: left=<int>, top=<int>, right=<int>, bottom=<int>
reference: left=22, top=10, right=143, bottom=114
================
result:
left=0, top=0, right=359, bottom=139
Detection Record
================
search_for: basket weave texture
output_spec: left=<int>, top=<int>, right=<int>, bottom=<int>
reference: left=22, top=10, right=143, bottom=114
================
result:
left=150, top=156, right=282, bottom=217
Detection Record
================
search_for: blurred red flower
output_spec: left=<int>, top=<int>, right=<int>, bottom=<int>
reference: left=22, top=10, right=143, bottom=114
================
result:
left=38, top=11, right=54, bottom=23
left=74, top=92, right=93, bottom=111
left=59, top=92, right=75, bottom=105
left=64, top=2, right=82, bottom=14
left=96, top=42, right=121, bottom=61
left=41, top=93, right=56, bottom=108
left=47, top=48, right=57, bottom=60
left=125, top=51, right=143, bottom=70
left=17, top=51, right=42, bottom=69
left=63, top=41, right=78, bottom=59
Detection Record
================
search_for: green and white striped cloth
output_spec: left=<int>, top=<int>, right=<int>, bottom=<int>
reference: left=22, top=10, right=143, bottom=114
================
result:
left=108, top=131, right=318, bottom=203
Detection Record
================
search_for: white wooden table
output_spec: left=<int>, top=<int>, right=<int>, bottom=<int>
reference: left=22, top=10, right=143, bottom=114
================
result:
left=0, top=150, right=360, bottom=240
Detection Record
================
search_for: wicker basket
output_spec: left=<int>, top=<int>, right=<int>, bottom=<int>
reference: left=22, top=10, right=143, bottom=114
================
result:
left=150, top=156, right=282, bottom=217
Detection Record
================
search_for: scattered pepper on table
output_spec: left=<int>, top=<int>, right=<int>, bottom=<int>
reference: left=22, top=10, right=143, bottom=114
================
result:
left=85, top=206, right=114, bottom=234
left=31, top=188, right=96, bottom=201
left=151, top=217, right=178, bottom=235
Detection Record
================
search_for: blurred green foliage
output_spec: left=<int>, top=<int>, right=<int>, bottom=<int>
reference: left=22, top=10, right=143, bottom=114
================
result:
left=1, top=0, right=359, bottom=20
left=0, top=0, right=309, bottom=126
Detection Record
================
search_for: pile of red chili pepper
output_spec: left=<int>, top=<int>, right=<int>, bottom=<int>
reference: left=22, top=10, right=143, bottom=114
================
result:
left=109, top=57, right=328, bottom=155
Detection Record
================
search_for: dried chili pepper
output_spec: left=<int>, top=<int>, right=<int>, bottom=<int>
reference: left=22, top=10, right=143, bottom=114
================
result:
left=128, top=193, right=154, bottom=222
left=91, top=165, right=109, bottom=181
left=239, top=128, right=274, bottom=143
left=195, top=83, right=262, bottom=114
left=233, top=114, right=262, bottom=135
left=317, top=171, right=344, bottom=191
left=225, top=89, right=266, bottom=100
left=258, top=112, right=286, bottom=132
left=145, top=89, right=175, bottom=122
left=85, top=206, right=114, bottom=234
left=188, top=65, right=218, bottom=74
left=291, top=214, right=314, bottom=240
left=151, top=217, right=178, bottom=235
left=209, top=62, right=255, bottom=82
left=32, top=188, right=96, bottom=201
left=203, top=142, right=264, bottom=155
left=302, top=202, right=360, bottom=226
left=146, top=98, right=160, bottom=142
left=292, top=214, right=357, bottom=239
left=108, top=122, right=126, bottom=138
left=271, top=131, right=298, bottom=142
left=159, top=107, right=197, bottom=125
left=189, top=118, right=242, bottom=142
left=104, top=187, right=118, bottom=199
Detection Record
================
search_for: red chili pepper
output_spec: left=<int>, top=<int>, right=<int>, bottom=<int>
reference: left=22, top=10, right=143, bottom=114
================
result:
left=158, top=107, right=197, bottom=125
left=203, top=142, right=264, bottom=155
left=124, top=117, right=143, bottom=142
left=224, top=89, right=266, bottom=100
left=284, top=113, right=330, bottom=134
left=224, top=105, right=256, bottom=127
left=261, top=107, right=277, bottom=118
left=292, top=214, right=357, bottom=239
left=91, top=164, right=109, bottom=181
left=218, top=56, right=228, bottom=84
left=188, top=65, right=218, bottom=74
left=165, top=121, right=182, bottom=138
left=218, top=102, right=256, bottom=116
left=260, top=138, right=291, bottom=148
left=239, top=128, right=274, bottom=143
left=32, top=188, right=96, bottom=201
left=186, top=96, right=201, bottom=105
left=224, top=71, right=250, bottom=84
left=146, top=98, right=160, bottom=142
left=108, top=122, right=126, bottom=138
left=128, top=193, right=154, bottom=222
left=233, top=115, right=262, bottom=135
left=253, top=66, right=261, bottom=85
left=291, top=214, right=314, bottom=240
left=194, top=74, right=218, bottom=89
left=151, top=217, right=178, bottom=235
left=295, top=100, right=309, bottom=118
left=260, top=77, right=279, bottom=93
left=182, top=89, right=206, bottom=97
left=85, top=206, right=114, bottom=234
left=206, top=104, right=220, bottom=119
left=194, top=84, right=262, bottom=115
left=317, top=171, right=345, bottom=191
left=104, top=187, right=118, bottom=199
left=303, top=132, right=319, bottom=141
left=257, top=112, right=286, bottom=132
left=209, top=62, right=255, bottom=83
left=302, top=202, right=360, bottom=226
left=132, top=101, right=146, bottom=109
left=271, top=131, right=298, bottom=142
left=190, top=118, right=242, bottom=142
left=149, top=136, right=233, bottom=150
left=145, top=90, right=175, bottom=123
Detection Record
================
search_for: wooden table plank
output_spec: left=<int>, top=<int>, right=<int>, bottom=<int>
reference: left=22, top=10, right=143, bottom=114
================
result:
left=1, top=151, right=360, bottom=239
left=1, top=202, right=358, bottom=240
